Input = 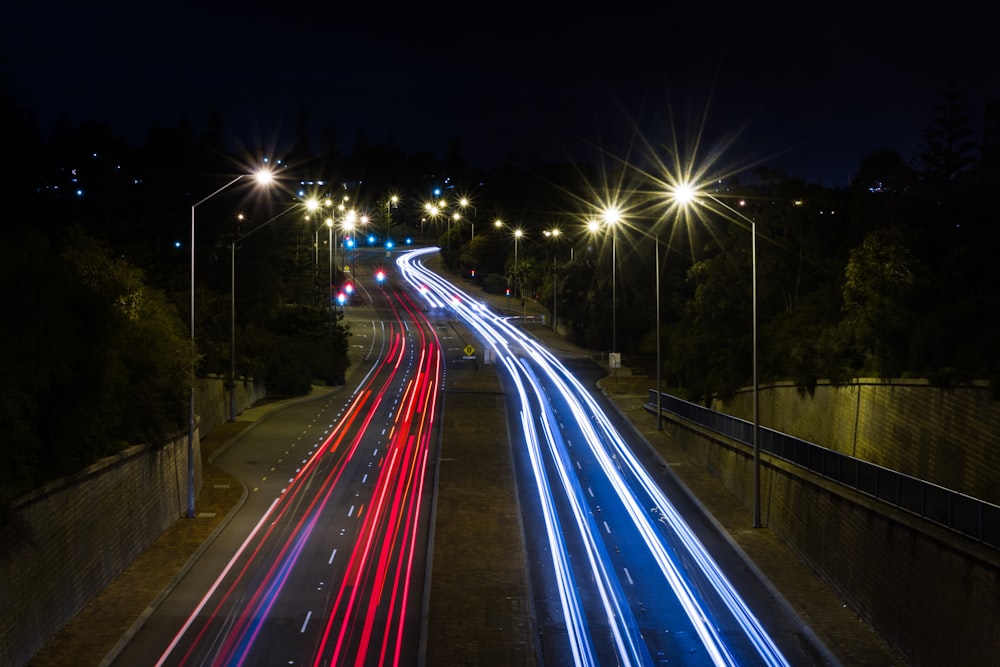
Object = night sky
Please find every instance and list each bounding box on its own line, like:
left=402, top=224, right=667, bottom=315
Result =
left=4, top=2, right=996, bottom=188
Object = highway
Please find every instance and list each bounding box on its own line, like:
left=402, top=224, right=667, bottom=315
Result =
left=398, top=247, right=826, bottom=666
left=111, top=243, right=832, bottom=666
left=112, top=260, right=442, bottom=666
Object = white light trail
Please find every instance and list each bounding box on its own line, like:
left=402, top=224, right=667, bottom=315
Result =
left=397, top=247, right=789, bottom=667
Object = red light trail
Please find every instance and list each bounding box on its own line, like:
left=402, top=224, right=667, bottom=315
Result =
left=155, top=287, right=441, bottom=667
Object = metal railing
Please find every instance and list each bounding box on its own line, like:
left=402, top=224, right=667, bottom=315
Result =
left=649, top=390, right=1000, bottom=549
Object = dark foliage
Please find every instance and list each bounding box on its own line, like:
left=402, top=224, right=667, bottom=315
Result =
left=2, top=75, right=998, bottom=517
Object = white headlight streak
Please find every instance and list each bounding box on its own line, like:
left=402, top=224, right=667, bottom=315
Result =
left=396, top=248, right=789, bottom=667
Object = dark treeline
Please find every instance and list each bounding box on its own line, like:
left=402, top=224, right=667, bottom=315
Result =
left=1, top=79, right=997, bottom=517
left=449, top=83, right=1000, bottom=405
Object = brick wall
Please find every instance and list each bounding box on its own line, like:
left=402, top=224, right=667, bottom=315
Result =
left=0, top=377, right=266, bottom=667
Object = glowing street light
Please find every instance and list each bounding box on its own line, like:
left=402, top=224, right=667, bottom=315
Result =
left=494, top=219, right=523, bottom=312
left=451, top=211, right=461, bottom=247
left=457, top=196, right=476, bottom=240
left=424, top=201, right=445, bottom=243
left=188, top=167, right=273, bottom=518
left=659, top=182, right=761, bottom=527
left=603, top=206, right=621, bottom=364
left=654, top=182, right=695, bottom=431
left=325, top=216, right=334, bottom=329
left=702, top=190, right=762, bottom=528
left=513, top=228, right=524, bottom=316
left=587, top=207, right=622, bottom=376
left=343, top=211, right=365, bottom=281
left=544, top=227, right=561, bottom=332
left=386, top=194, right=399, bottom=248
left=229, top=202, right=302, bottom=421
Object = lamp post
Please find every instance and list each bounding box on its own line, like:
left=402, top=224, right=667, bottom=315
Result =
left=343, top=211, right=361, bottom=280
left=650, top=184, right=695, bottom=431
left=386, top=194, right=398, bottom=248
left=700, top=192, right=761, bottom=528
left=603, top=207, right=621, bottom=364
left=494, top=219, right=510, bottom=310
left=544, top=228, right=561, bottom=332
left=513, top=228, right=524, bottom=317
left=229, top=204, right=299, bottom=421
left=424, top=201, right=443, bottom=244
left=188, top=168, right=272, bottom=518
left=589, top=208, right=621, bottom=378
left=325, top=216, right=334, bottom=333
left=335, top=197, right=348, bottom=279
left=458, top=196, right=475, bottom=240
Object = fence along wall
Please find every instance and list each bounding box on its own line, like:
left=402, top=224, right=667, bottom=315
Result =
left=0, top=377, right=265, bottom=667
left=678, top=378, right=1000, bottom=665
left=712, top=378, right=1000, bottom=505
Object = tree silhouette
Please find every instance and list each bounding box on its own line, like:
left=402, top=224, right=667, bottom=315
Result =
left=914, top=81, right=977, bottom=182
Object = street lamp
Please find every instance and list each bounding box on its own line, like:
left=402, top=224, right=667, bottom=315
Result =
left=343, top=211, right=364, bottom=280
left=188, top=167, right=273, bottom=518
left=457, top=196, right=475, bottom=240
left=513, top=228, right=524, bottom=315
left=669, top=187, right=759, bottom=527
left=544, top=227, right=561, bottom=332
left=494, top=219, right=511, bottom=309
left=424, top=201, right=444, bottom=244
left=334, top=196, right=348, bottom=278
left=588, top=208, right=621, bottom=377
left=603, top=207, right=621, bottom=364
left=494, top=219, right=524, bottom=313
left=325, top=216, right=335, bottom=330
left=386, top=194, right=399, bottom=249
left=229, top=203, right=301, bottom=421
left=700, top=191, right=761, bottom=528
left=653, top=183, right=695, bottom=431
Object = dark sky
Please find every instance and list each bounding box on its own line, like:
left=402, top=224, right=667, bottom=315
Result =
left=4, top=3, right=996, bottom=187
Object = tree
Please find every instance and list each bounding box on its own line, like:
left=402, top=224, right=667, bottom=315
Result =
left=0, top=227, right=193, bottom=516
left=914, top=82, right=977, bottom=183
left=838, top=227, right=918, bottom=378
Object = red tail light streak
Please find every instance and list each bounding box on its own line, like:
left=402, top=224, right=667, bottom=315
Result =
left=156, top=288, right=442, bottom=667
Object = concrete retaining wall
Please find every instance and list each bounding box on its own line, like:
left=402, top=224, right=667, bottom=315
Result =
left=712, top=379, right=1000, bottom=505
left=668, top=415, right=1000, bottom=666
left=0, top=376, right=266, bottom=667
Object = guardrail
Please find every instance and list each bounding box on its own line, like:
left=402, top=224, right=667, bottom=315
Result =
left=649, top=390, right=1000, bottom=549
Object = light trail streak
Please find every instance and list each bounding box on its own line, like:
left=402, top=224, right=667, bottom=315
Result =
left=397, top=247, right=790, bottom=667
left=524, top=361, right=650, bottom=665
left=153, top=497, right=281, bottom=667
left=314, top=287, right=441, bottom=666
left=500, top=353, right=600, bottom=667
left=155, top=278, right=442, bottom=667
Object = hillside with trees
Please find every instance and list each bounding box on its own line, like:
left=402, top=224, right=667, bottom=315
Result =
left=0, top=78, right=996, bottom=519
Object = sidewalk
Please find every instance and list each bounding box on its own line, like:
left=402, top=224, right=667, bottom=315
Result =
left=27, top=387, right=340, bottom=667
